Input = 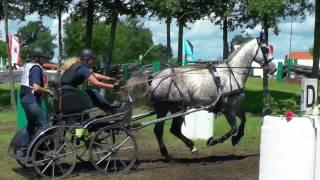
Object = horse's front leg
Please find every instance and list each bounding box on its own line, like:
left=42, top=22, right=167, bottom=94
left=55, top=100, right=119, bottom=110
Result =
left=231, top=109, right=246, bottom=145
left=207, top=112, right=238, bottom=146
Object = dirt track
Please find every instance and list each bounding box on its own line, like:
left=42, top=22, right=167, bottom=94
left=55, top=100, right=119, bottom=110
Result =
left=12, top=127, right=260, bottom=180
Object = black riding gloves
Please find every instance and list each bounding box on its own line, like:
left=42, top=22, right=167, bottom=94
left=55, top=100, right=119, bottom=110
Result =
left=113, top=84, right=120, bottom=91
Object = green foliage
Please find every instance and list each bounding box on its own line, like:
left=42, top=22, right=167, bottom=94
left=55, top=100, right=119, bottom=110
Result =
left=0, top=40, right=7, bottom=59
left=167, top=58, right=180, bottom=67
left=207, top=0, right=245, bottom=30
left=232, top=34, right=253, bottom=45
left=17, top=21, right=57, bottom=62
left=264, top=96, right=300, bottom=115
left=63, top=19, right=88, bottom=56
left=243, top=77, right=302, bottom=114
left=145, top=0, right=178, bottom=19
left=63, top=17, right=166, bottom=65
left=0, top=0, right=27, bottom=21
left=246, top=0, right=313, bottom=34
left=24, top=0, right=72, bottom=18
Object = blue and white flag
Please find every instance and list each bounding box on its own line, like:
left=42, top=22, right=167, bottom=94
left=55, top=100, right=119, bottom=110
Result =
left=183, top=38, right=195, bottom=66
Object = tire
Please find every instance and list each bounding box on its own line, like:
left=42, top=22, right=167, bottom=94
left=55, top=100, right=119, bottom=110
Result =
left=89, top=126, right=137, bottom=175
left=32, top=135, right=76, bottom=179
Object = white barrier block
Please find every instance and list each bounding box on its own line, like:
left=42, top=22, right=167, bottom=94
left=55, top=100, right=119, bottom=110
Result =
left=182, top=109, right=197, bottom=139
left=182, top=109, right=214, bottom=140
left=259, top=116, right=316, bottom=180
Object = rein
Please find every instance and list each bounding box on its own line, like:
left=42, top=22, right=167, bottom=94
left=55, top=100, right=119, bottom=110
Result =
left=120, top=67, right=207, bottom=89
left=120, top=65, right=273, bottom=90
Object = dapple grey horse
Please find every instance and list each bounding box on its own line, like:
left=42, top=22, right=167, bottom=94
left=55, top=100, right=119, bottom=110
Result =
left=124, top=38, right=274, bottom=160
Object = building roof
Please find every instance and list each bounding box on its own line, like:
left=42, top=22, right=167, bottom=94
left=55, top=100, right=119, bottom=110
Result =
left=289, top=51, right=313, bottom=60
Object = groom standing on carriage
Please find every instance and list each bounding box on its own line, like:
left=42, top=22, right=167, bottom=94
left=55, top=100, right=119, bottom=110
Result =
left=16, top=48, right=53, bottom=158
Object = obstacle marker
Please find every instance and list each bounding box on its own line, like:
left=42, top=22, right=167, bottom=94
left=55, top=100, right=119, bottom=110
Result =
left=182, top=109, right=214, bottom=140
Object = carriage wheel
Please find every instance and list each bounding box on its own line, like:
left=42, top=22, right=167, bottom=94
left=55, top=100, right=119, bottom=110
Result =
left=71, top=135, right=91, bottom=162
left=89, top=126, right=137, bottom=175
left=16, top=159, right=32, bottom=169
left=32, top=135, right=76, bottom=179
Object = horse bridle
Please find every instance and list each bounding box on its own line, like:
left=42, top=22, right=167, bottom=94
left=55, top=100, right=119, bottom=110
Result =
left=253, top=38, right=274, bottom=66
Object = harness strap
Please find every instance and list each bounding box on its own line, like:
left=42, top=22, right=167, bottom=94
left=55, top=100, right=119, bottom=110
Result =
left=169, top=68, right=187, bottom=109
left=226, top=61, right=242, bottom=91
left=221, top=88, right=244, bottom=97
left=207, top=63, right=223, bottom=93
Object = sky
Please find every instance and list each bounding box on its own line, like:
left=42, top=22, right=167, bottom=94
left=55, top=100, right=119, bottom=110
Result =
left=0, top=12, right=315, bottom=62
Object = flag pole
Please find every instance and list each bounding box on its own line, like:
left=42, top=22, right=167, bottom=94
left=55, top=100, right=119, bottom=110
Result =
left=3, top=0, right=17, bottom=110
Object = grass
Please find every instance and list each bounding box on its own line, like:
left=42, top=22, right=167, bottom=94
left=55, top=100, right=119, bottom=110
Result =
left=243, top=77, right=301, bottom=113
left=0, top=83, right=19, bottom=111
left=0, top=78, right=302, bottom=179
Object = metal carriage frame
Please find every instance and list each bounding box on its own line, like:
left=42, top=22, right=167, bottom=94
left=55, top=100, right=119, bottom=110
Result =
left=9, top=90, right=221, bottom=179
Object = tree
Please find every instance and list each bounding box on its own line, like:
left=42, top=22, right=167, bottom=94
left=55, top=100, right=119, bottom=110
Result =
left=0, top=0, right=26, bottom=21
left=97, top=0, right=146, bottom=75
left=245, top=0, right=313, bottom=114
left=231, top=34, right=253, bottom=45
left=0, top=41, right=8, bottom=59
left=164, top=0, right=204, bottom=65
left=25, top=0, right=72, bottom=63
left=72, top=0, right=99, bottom=49
left=145, top=0, right=178, bottom=62
left=207, top=0, right=247, bottom=59
left=312, top=0, right=320, bottom=78
left=17, top=21, right=57, bottom=62
left=63, top=17, right=164, bottom=64
left=1, top=0, right=27, bottom=110
left=246, top=0, right=313, bottom=44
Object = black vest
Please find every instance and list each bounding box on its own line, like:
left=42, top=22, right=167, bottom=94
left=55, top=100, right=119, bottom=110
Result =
left=61, top=62, right=87, bottom=87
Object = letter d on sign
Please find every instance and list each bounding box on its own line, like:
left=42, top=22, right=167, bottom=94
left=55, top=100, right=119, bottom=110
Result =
left=301, top=78, right=318, bottom=112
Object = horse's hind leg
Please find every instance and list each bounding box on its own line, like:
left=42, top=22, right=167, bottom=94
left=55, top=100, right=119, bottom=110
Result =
left=231, top=109, right=246, bottom=145
left=207, top=112, right=238, bottom=146
left=170, top=116, right=197, bottom=153
left=154, top=106, right=171, bottom=160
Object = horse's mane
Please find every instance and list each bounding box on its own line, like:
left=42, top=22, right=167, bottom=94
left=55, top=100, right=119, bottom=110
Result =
left=227, top=39, right=254, bottom=62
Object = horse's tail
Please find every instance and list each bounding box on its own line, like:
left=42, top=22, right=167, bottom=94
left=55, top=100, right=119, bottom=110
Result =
left=122, top=73, right=152, bottom=104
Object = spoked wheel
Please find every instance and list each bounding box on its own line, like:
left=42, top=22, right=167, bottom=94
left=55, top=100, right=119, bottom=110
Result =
left=89, top=126, right=137, bottom=175
left=32, top=135, right=76, bottom=179
left=72, top=135, right=91, bottom=162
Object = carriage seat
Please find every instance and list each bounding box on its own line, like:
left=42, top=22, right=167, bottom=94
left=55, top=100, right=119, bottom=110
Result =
left=53, top=87, right=94, bottom=115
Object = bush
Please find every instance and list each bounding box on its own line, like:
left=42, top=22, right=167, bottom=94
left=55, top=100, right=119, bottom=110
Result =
left=264, top=95, right=300, bottom=116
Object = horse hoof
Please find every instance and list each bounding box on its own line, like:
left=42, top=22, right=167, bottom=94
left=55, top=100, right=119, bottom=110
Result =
left=207, top=137, right=219, bottom=146
left=190, top=146, right=198, bottom=153
left=231, top=136, right=241, bottom=146
left=163, top=155, right=173, bottom=163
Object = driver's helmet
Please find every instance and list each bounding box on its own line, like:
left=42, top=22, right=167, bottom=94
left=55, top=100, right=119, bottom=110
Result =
left=80, top=49, right=96, bottom=60
left=31, top=47, right=46, bottom=58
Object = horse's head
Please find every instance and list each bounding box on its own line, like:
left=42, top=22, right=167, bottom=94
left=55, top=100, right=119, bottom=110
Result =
left=251, top=37, right=275, bottom=75
left=252, top=38, right=274, bottom=67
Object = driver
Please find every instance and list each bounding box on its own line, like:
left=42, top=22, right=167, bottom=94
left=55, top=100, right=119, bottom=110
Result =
left=19, top=48, right=53, bottom=157
left=60, top=49, right=122, bottom=114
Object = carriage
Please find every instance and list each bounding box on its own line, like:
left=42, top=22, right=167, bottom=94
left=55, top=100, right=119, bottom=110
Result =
left=7, top=37, right=274, bottom=179
left=8, top=84, right=219, bottom=178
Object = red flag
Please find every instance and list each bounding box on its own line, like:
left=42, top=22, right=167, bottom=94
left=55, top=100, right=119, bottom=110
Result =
left=9, top=34, right=20, bottom=65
